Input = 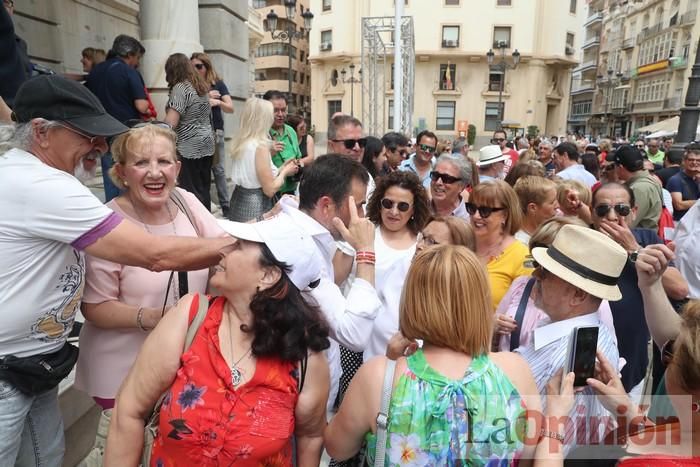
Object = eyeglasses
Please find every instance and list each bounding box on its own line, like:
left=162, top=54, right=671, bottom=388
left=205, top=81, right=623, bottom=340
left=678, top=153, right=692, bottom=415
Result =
left=55, top=122, right=101, bottom=145
left=430, top=171, right=463, bottom=184
left=331, top=138, right=367, bottom=150
left=380, top=198, right=411, bottom=212
left=417, top=231, right=439, bottom=246
left=661, top=339, right=675, bottom=366
left=491, top=138, right=506, bottom=144
left=419, top=143, right=436, bottom=154
left=594, top=203, right=632, bottom=218
left=465, top=203, right=506, bottom=218
left=125, top=119, right=172, bottom=130
left=193, top=63, right=205, bottom=70
left=635, top=145, right=645, bottom=149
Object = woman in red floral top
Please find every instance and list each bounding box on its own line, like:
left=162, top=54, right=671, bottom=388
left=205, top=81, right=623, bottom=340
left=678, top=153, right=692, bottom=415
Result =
left=105, top=219, right=331, bottom=466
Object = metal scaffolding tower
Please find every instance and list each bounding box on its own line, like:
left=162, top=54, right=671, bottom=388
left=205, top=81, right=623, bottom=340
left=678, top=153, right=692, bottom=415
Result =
left=361, top=16, right=415, bottom=136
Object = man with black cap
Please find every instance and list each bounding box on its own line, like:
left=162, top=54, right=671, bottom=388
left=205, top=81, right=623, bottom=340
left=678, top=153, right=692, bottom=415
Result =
left=517, top=224, right=628, bottom=454
left=0, top=75, right=232, bottom=465
left=613, top=145, right=663, bottom=229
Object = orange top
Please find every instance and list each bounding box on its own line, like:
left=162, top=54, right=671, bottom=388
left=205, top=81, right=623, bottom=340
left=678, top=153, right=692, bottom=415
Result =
left=150, top=295, right=298, bottom=466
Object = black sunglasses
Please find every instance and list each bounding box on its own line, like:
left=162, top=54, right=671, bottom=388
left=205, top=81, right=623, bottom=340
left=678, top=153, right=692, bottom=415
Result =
left=465, top=203, right=506, bottom=218
left=193, top=63, right=205, bottom=70
left=380, top=198, right=411, bottom=212
left=430, top=171, right=463, bottom=184
left=594, top=203, right=631, bottom=218
left=332, top=138, right=367, bottom=150
left=491, top=138, right=506, bottom=144
left=419, top=143, right=436, bottom=154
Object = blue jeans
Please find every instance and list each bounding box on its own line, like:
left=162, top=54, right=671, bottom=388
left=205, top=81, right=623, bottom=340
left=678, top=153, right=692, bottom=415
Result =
left=212, top=131, right=229, bottom=211
left=101, top=151, right=121, bottom=203
left=0, top=382, right=64, bottom=467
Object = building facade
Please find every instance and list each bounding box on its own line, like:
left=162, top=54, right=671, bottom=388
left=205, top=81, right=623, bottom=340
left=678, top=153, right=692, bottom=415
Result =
left=253, top=0, right=312, bottom=116
left=569, top=0, right=700, bottom=139
left=308, top=0, right=584, bottom=145
left=12, top=0, right=250, bottom=141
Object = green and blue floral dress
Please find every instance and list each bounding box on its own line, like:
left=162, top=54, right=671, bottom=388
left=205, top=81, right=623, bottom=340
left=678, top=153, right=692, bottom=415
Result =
left=364, top=350, right=528, bottom=466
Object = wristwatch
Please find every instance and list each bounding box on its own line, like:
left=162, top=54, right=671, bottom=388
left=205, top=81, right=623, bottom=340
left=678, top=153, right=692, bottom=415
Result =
left=628, top=249, right=640, bottom=262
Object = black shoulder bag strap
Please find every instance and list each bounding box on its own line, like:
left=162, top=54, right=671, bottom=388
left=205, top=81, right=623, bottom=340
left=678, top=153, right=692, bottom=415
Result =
left=169, top=190, right=205, bottom=299
left=510, top=277, right=537, bottom=351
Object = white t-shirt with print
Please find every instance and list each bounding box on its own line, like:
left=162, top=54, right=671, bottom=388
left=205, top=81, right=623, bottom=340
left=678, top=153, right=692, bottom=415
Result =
left=0, top=149, right=118, bottom=357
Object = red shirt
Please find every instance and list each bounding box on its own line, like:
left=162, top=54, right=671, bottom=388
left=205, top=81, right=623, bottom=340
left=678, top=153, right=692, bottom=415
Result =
left=503, top=148, right=520, bottom=176
left=150, top=296, right=298, bottom=466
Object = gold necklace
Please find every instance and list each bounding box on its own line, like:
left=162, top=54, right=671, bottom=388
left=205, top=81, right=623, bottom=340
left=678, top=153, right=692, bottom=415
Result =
left=227, top=310, right=252, bottom=387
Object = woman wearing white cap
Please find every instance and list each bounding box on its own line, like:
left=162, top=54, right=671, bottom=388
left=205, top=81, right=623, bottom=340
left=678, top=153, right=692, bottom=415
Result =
left=105, top=218, right=331, bottom=466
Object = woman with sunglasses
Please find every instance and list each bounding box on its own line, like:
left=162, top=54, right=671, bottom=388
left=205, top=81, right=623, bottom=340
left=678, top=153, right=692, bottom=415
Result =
left=190, top=52, right=234, bottom=218
left=469, top=180, right=533, bottom=309
left=591, top=182, right=688, bottom=399
left=364, top=216, right=475, bottom=361
left=164, top=53, right=215, bottom=211
left=331, top=172, right=430, bottom=387
left=429, top=153, right=473, bottom=220
left=74, top=124, right=227, bottom=459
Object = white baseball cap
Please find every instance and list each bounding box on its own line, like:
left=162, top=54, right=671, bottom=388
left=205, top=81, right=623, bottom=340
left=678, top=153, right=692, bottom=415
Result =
left=217, top=216, right=322, bottom=291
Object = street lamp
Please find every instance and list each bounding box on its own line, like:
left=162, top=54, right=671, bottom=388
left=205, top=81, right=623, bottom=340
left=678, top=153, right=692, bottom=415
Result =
left=340, top=63, right=362, bottom=117
left=486, top=42, right=520, bottom=130
left=265, top=0, right=314, bottom=111
left=597, top=68, right=624, bottom=137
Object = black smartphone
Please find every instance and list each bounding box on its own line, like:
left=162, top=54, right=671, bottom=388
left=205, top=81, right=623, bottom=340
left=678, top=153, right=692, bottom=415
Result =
left=564, top=325, right=599, bottom=388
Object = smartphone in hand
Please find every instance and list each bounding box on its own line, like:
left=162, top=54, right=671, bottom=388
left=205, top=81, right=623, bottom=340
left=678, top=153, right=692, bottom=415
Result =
left=563, top=325, right=599, bottom=388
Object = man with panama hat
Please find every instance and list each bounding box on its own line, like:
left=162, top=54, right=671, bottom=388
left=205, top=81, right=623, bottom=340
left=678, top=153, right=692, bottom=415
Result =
left=476, top=144, right=509, bottom=182
left=517, top=224, right=628, bottom=454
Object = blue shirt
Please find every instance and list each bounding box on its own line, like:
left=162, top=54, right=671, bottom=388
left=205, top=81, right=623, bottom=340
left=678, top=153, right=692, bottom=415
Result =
left=667, top=171, right=700, bottom=221
left=85, top=58, right=147, bottom=123
left=399, top=155, right=435, bottom=189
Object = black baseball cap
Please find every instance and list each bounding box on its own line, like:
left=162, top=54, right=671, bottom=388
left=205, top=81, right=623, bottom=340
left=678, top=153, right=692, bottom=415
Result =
left=611, top=144, right=644, bottom=171
left=12, top=75, right=128, bottom=137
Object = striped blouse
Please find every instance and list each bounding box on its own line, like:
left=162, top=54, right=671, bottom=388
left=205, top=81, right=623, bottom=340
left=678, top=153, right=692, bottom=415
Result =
left=167, top=81, right=215, bottom=160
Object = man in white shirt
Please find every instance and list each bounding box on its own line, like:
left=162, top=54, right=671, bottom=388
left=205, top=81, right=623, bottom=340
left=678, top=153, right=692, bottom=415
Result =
left=517, top=224, right=628, bottom=455
left=0, top=75, right=234, bottom=466
left=260, top=155, right=382, bottom=416
left=553, top=142, right=597, bottom=187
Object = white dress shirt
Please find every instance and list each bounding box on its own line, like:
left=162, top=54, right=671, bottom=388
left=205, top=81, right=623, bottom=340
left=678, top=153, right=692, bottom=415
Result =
left=278, top=197, right=382, bottom=415
left=557, top=164, right=597, bottom=188
left=674, top=200, right=700, bottom=298
left=516, top=311, right=619, bottom=455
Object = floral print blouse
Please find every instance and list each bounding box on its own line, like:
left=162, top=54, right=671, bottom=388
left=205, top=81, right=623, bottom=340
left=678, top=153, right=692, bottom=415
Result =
left=364, top=350, right=528, bottom=466
left=150, top=296, right=299, bottom=466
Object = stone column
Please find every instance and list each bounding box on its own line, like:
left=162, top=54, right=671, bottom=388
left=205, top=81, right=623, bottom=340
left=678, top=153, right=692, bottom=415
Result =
left=139, top=0, right=203, bottom=115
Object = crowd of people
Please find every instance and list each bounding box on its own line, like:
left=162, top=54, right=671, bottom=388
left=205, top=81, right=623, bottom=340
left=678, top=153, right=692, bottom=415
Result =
left=2, top=7, right=700, bottom=466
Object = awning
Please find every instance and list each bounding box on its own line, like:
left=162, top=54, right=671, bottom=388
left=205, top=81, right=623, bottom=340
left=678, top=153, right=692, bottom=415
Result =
left=636, top=116, right=679, bottom=133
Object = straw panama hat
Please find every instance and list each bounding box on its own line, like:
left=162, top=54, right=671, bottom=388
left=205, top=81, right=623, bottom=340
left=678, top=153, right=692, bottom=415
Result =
left=530, top=224, right=627, bottom=301
left=477, top=145, right=509, bottom=166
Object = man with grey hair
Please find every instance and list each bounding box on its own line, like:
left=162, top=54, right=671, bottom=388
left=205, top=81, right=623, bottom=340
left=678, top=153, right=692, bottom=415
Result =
left=327, top=114, right=365, bottom=163
left=429, top=153, right=471, bottom=220
left=0, top=75, right=232, bottom=465
left=452, top=138, right=469, bottom=157
left=86, top=34, right=149, bottom=202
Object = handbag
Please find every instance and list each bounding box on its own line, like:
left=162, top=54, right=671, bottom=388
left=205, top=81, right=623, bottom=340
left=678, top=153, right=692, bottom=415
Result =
left=509, top=277, right=536, bottom=351
left=0, top=341, right=79, bottom=395
left=372, top=359, right=397, bottom=466
left=141, top=293, right=211, bottom=466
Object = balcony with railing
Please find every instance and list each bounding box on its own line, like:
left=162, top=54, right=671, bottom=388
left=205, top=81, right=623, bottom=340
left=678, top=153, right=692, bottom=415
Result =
left=637, top=23, right=663, bottom=44
left=679, top=9, right=698, bottom=26
left=622, top=37, right=635, bottom=49
left=574, top=59, right=598, bottom=73
left=582, top=34, right=601, bottom=50
left=584, top=11, right=604, bottom=28
left=571, top=79, right=596, bottom=95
